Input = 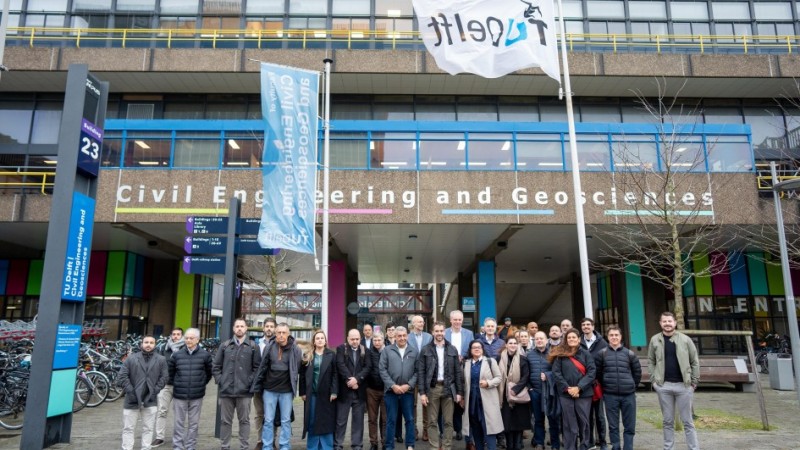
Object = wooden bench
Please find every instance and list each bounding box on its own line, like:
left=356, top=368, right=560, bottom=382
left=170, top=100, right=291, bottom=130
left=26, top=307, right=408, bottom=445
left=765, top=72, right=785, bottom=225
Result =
left=637, top=356, right=756, bottom=392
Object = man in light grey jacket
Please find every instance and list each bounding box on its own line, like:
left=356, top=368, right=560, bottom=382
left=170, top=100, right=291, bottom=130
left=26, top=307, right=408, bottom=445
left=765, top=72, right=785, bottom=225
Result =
left=119, top=335, right=169, bottom=450
left=380, top=326, right=418, bottom=450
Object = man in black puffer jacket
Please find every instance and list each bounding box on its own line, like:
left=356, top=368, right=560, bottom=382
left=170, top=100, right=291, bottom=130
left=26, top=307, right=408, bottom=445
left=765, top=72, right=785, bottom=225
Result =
left=596, top=326, right=641, bottom=450
left=168, top=327, right=213, bottom=450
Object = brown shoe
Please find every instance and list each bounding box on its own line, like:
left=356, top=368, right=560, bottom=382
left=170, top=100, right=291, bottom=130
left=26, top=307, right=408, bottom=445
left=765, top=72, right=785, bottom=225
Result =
left=254, top=442, right=263, bottom=450
left=422, top=431, right=429, bottom=442
left=466, top=443, right=477, bottom=450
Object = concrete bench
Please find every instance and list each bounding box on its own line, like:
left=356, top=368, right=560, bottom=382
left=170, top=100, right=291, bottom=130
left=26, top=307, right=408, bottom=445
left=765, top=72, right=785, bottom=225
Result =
left=638, top=356, right=757, bottom=392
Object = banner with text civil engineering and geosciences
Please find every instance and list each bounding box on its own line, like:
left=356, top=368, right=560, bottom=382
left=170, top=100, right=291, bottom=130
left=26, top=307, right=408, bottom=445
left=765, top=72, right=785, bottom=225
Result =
left=258, top=63, right=319, bottom=255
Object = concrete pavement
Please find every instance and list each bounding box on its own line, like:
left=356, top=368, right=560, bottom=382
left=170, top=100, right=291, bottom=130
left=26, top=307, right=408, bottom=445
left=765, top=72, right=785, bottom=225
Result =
left=2, top=378, right=799, bottom=449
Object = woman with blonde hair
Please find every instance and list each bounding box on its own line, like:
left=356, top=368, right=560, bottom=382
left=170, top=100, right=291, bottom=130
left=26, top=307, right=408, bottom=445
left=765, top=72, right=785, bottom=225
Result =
left=299, top=330, right=338, bottom=450
left=499, top=336, right=532, bottom=450
left=461, top=339, right=503, bottom=450
left=549, top=328, right=596, bottom=450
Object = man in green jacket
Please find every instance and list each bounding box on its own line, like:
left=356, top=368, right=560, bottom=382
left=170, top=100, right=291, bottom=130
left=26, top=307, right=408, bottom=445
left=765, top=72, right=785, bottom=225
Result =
left=647, top=312, right=700, bottom=450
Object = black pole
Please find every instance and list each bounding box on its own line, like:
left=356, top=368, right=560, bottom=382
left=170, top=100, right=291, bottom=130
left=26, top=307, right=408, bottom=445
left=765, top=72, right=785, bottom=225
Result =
left=214, top=196, right=240, bottom=438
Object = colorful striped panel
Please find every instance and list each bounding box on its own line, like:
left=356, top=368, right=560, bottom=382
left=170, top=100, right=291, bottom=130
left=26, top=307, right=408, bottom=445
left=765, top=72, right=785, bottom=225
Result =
left=606, top=274, right=614, bottom=308
left=597, top=275, right=607, bottom=309
left=134, top=255, right=145, bottom=298
left=682, top=257, right=695, bottom=298
left=6, top=260, right=29, bottom=295
left=105, top=251, right=126, bottom=295
left=692, top=254, right=713, bottom=296
left=175, top=264, right=195, bottom=330
left=764, top=254, right=785, bottom=296
left=746, top=253, right=769, bottom=295
left=728, top=250, right=750, bottom=296
left=87, top=251, right=107, bottom=296
left=124, top=252, right=137, bottom=297
left=26, top=260, right=43, bottom=296
left=709, top=252, right=731, bottom=296
left=0, top=260, right=8, bottom=295
left=625, top=264, right=647, bottom=347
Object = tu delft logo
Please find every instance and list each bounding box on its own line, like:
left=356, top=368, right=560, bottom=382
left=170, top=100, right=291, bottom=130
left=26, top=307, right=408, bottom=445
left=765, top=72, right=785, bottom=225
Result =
left=425, top=0, right=549, bottom=48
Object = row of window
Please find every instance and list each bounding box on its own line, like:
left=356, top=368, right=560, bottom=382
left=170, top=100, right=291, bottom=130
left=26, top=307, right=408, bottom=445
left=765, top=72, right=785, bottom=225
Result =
left=91, top=126, right=750, bottom=172
left=0, top=95, right=792, bottom=161
left=6, top=0, right=800, bottom=20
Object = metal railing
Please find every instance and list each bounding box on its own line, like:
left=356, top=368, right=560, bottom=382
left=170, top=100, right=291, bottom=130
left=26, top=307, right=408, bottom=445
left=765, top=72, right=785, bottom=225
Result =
left=3, top=26, right=800, bottom=54
left=0, top=170, right=55, bottom=194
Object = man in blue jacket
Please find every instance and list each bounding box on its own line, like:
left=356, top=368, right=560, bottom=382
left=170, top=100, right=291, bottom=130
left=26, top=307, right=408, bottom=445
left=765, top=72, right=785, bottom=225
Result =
left=527, top=331, right=560, bottom=450
left=597, top=326, right=641, bottom=450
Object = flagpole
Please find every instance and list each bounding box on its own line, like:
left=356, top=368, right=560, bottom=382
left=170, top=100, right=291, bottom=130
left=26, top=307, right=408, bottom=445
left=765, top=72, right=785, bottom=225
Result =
left=321, top=58, right=332, bottom=333
left=556, top=0, right=594, bottom=320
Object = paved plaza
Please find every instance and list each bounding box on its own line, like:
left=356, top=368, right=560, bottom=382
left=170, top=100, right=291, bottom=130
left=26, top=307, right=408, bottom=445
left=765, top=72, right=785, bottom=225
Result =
left=2, top=378, right=799, bottom=450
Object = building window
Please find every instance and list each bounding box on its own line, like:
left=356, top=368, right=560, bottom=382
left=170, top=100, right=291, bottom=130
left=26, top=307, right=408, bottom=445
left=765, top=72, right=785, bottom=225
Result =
left=173, top=132, right=220, bottom=168
left=223, top=133, right=261, bottom=168
left=612, top=136, right=659, bottom=171
left=289, top=0, right=328, bottom=15
left=670, top=2, right=709, bottom=21
left=706, top=136, right=752, bottom=172
left=711, top=2, right=750, bottom=20
left=123, top=132, right=171, bottom=167
left=567, top=134, right=611, bottom=171
left=628, top=1, right=667, bottom=20
left=419, top=133, right=464, bottom=170
left=369, top=132, right=416, bottom=170
left=246, top=0, right=284, bottom=14
left=516, top=134, right=564, bottom=170
left=160, top=0, right=199, bottom=15
left=30, top=104, right=62, bottom=144
left=330, top=133, right=367, bottom=169
left=468, top=133, right=513, bottom=170
left=0, top=102, right=33, bottom=144
left=586, top=0, right=625, bottom=19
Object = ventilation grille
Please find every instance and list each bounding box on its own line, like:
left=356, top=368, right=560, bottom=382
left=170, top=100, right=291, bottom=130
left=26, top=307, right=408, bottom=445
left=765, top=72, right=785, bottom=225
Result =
left=127, top=104, right=155, bottom=120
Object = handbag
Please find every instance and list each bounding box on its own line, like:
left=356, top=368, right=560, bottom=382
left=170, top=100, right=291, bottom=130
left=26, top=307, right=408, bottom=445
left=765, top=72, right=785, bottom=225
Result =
left=569, top=356, right=603, bottom=401
left=507, top=380, right=531, bottom=404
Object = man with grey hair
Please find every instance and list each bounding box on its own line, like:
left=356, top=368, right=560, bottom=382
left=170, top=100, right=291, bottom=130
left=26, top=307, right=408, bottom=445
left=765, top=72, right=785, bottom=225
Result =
left=380, top=326, right=418, bottom=450
left=407, top=315, right=432, bottom=441
left=251, top=322, right=303, bottom=450
left=478, top=317, right=504, bottom=360
left=168, top=327, right=213, bottom=450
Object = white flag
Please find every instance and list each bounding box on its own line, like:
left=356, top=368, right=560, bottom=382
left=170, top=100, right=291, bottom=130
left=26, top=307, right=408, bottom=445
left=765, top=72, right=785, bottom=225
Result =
left=412, top=0, right=560, bottom=81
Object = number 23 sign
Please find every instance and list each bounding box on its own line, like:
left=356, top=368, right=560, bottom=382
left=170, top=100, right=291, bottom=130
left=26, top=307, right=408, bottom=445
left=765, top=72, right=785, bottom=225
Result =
left=78, top=118, right=103, bottom=178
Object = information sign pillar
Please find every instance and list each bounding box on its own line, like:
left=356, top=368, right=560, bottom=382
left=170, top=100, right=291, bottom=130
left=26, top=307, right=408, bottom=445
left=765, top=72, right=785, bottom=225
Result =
left=21, top=64, right=108, bottom=449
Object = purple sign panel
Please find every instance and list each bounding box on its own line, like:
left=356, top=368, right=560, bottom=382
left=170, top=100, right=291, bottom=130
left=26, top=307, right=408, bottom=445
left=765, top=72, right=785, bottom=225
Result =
left=77, top=118, right=103, bottom=178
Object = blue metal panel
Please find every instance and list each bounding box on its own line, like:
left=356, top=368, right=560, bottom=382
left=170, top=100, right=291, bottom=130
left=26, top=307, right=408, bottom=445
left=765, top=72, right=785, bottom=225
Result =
left=477, top=260, right=496, bottom=325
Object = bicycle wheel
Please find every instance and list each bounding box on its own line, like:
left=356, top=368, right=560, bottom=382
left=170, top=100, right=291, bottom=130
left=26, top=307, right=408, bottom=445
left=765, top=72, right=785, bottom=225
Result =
left=756, top=351, right=769, bottom=374
left=73, top=377, right=90, bottom=413
left=0, top=395, right=25, bottom=430
left=85, top=372, right=109, bottom=407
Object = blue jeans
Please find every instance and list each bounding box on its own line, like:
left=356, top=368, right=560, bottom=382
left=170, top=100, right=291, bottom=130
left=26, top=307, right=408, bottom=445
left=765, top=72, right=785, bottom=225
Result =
left=530, top=390, right=560, bottom=449
left=603, top=393, right=636, bottom=450
left=308, top=395, right=334, bottom=450
left=263, top=390, right=293, bottom=450
left=384, top=391, right=414, bottom=450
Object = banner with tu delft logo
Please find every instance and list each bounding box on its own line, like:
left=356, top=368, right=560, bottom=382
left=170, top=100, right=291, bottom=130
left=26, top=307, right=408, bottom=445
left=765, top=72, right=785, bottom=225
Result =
left=412, top=0, right=560, bottom=80
left=258, top=63, right=319, bottom=255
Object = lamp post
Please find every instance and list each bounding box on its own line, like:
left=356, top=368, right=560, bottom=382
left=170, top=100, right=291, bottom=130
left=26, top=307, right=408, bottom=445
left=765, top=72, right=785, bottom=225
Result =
left=769, top=161, right=800, bottom=405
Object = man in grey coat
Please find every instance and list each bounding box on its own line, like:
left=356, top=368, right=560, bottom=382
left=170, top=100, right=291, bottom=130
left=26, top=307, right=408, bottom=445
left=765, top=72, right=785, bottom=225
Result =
left=118, top=335, right=169, bottom=450
left=213, top=318, right=260, bottom=450
left=380, top=326, right=418, bottom=450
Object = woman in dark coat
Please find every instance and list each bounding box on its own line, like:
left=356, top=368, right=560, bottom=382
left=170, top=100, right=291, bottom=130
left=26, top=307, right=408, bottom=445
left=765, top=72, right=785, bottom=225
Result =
left=300, top=330, right=338, bottom=450
left=549, top=328, right=596, bottom=450
left=499, top=336, right=531, bottom=450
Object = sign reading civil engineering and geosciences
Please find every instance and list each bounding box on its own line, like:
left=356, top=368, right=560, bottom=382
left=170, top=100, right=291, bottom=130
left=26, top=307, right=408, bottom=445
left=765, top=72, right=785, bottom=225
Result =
left=62, top=191, right=95, bottom=301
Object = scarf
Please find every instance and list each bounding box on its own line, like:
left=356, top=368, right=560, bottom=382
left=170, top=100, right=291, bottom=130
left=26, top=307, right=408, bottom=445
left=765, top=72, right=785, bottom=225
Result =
left=499, top=350, right=521, bottom=401
left=168, top=338, right=185, bottom=353
left=142, top=349, right=154, bottom=363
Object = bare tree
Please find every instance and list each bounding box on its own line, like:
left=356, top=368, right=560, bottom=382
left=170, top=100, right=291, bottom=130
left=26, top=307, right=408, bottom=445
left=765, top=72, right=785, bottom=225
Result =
left=238, top=252, right=306, bottom=317
left=590, top=79, right=740, bottom=329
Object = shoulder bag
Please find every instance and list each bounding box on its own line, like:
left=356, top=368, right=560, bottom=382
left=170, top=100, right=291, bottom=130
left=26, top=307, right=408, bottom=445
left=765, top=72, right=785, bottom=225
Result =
left=569, top=356, right=602, bottom=401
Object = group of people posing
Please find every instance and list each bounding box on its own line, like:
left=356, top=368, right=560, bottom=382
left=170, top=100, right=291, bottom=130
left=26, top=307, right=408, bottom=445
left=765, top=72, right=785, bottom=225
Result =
left=117, top=311, right=700, bottom=450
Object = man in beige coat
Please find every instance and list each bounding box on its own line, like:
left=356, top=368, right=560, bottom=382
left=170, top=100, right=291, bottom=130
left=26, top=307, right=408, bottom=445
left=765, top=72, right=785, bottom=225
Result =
left=461, top=340, right=503, bottom=450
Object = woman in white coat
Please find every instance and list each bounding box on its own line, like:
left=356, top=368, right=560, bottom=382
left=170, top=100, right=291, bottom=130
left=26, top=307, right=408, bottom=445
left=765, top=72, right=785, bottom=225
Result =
left=461, top=339, right=503, bottom=450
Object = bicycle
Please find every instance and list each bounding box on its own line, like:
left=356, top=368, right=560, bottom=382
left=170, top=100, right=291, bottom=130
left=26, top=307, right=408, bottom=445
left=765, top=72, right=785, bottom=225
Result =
left=755, top=333, right=791, bottom=374
left=73, top=367, right=110, bottom=411
left=0, top=364, right=29, bottom=430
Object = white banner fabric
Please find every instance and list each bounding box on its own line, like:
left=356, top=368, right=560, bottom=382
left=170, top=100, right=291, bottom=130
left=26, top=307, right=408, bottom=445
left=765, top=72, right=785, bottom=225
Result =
left=411, top=0, right=561, bottom=81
